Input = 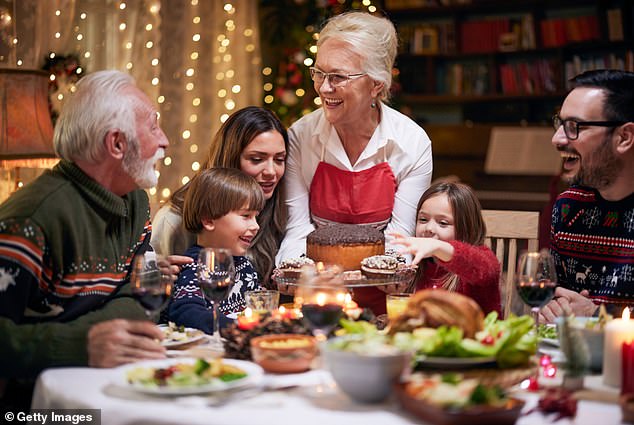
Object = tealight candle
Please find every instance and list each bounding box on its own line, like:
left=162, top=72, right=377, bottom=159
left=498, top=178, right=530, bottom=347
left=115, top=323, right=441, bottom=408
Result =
left=604, top=307, right=634, bottom=387
left=277, top=305, right=295, bottom=319
left=342, top=293, right=359, bottom=312
left=237, top=308, right=260, bottom=331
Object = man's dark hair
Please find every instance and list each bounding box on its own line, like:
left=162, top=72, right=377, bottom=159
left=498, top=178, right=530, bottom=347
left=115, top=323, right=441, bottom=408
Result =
left=571, top=69, right=634, bottom=122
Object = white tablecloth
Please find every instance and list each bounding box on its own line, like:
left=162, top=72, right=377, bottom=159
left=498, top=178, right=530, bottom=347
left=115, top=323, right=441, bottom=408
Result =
left=31, top=364, right=626, bottom=425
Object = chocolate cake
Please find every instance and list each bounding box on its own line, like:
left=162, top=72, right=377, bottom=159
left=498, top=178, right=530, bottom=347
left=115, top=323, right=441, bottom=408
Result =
left=306, top=224, right=385, bottom=271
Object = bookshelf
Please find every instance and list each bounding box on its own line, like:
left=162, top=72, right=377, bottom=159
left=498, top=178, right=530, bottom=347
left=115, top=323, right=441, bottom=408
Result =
left=386, top=0, right=632, bottom=216
left=387, top=0, right=634, bottom=125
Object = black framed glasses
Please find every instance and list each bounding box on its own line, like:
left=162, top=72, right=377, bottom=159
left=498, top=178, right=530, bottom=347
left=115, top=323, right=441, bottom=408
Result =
left=309, top=67, right=366, bottom=87
left=552, top=114, right=627, bottom=140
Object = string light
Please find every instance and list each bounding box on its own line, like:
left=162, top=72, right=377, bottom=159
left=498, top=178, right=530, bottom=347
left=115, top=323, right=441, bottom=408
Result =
left=261, top=1, right=379, bottom=116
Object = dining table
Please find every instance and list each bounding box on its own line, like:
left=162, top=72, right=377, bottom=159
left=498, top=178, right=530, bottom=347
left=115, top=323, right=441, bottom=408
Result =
left=30, top=339, right=627, bottom=425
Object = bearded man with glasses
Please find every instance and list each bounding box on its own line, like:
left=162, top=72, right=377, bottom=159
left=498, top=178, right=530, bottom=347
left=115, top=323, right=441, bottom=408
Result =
left=540, top=69, right=634, bottom=323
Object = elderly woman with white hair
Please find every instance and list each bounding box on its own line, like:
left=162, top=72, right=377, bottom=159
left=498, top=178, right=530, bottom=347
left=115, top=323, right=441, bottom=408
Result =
left=276, top=12, right=433, bottom=315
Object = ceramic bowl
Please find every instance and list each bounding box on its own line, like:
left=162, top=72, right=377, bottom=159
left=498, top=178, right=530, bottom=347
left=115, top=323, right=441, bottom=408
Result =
left=323, top=336, right=410, bottom=403
left=250, top=334, right=317, bottom=374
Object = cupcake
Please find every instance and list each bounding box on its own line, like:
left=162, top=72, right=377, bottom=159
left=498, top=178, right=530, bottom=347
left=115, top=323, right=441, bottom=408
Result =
left=278, top=257, right=315, bottom=279
left=360, top=255, right=398, bottom=279
left=384, top=248, right=407, bottom=265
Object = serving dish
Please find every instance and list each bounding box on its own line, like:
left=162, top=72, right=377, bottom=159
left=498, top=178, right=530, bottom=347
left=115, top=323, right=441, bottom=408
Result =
left=272, top=267, right=416, bottom=288
left=394, top=382, right=525, bottom=425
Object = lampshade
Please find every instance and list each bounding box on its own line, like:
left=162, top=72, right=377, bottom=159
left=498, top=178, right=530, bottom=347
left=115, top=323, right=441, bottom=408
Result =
left=0, top=69, right=57, bottom=168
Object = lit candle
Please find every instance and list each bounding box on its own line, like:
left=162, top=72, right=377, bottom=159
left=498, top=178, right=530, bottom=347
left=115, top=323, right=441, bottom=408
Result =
left=315, top=292, right=328, bottom=306
left=277, top=305, right=295, bottom=319
left=237, top=307, right=260, bottom=331
left=604, top=307, right=634, bottom=387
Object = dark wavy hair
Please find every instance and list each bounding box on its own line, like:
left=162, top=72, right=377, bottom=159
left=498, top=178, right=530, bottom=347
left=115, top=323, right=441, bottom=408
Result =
left=170, top=106, right=288, bottom=286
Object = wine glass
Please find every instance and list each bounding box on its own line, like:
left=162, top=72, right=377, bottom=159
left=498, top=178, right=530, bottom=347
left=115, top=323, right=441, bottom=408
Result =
left=130, top=251, right=172, bottom=320
left=197, top=247, right=236, bottom=350
left=516, top=250, right=558, bottom=325
left=516, top=249, right=557, bottom=388
left=295, top=264, right=347, bottom=342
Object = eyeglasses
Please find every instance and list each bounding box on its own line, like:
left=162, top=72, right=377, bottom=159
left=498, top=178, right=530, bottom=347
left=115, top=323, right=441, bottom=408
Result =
left=309, top=67, right=366, bottom=87
left=552, top=114, right=627, bottom=140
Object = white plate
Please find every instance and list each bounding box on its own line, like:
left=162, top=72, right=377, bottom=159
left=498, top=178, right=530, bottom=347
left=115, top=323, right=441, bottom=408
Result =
left=117, top=358, right=264, bottom=395
left=417, top=356, right=497, bottom=369
left=158, top=325, right=205, bottom=348
left=540, top=338, right=560, bottom=347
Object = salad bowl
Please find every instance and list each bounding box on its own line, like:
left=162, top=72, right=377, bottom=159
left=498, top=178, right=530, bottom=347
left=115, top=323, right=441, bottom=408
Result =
left=394, top=373, right=524, bottom=425
left=394, top=378, right=525, bottom=425
left=323, top=334, right=410, bottom=403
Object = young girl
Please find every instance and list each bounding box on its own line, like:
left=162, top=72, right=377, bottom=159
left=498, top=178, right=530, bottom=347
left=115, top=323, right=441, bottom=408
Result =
left=168, top=168, right=265, bottom=333
left=390, top=182, right=501, bottom=315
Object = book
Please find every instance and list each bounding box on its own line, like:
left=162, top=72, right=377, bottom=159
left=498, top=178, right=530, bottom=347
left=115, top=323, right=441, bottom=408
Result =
left=607, top=8, right=624, bottom=41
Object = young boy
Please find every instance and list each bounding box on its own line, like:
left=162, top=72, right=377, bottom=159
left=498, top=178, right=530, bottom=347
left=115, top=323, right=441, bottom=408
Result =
left=168, top=167, right=265, bottom=333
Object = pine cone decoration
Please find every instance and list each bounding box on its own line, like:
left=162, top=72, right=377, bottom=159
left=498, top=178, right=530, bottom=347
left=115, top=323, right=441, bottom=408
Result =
left=221, top=313, right=311, bottom=360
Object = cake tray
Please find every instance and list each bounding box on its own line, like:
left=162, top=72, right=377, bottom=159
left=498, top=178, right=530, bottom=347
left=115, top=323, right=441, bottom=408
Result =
left=272, top=267, right=417, bottom=289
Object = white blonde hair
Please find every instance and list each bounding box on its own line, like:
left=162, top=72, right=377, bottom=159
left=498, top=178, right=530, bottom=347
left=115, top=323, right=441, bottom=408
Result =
left=317, top=12, right=397, bottom=101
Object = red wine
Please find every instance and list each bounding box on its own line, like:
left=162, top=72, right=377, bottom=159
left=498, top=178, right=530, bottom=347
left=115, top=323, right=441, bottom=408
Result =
left=517, top=279, right=556, bottom=308
left=200, top=280, right=232, bottom=303
left=301, top=303, right=343, bottom=330
left=132, top=287, right=169, bottom=312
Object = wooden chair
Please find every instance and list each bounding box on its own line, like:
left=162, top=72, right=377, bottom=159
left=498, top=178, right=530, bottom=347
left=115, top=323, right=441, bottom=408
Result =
left=482, top=209, right=540, bottom=318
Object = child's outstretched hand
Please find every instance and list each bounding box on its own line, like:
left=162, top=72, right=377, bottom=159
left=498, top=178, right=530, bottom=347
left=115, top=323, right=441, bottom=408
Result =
left=387, top=232, right=454, bottom=265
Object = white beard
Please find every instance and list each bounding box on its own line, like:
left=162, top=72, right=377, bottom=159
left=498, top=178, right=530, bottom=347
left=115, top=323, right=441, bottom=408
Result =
left=122, top=144, right=164, bottom=189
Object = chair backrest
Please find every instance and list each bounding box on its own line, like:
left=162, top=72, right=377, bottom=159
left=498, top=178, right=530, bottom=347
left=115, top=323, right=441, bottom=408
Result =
left=482, top=209, right=540, bottom=317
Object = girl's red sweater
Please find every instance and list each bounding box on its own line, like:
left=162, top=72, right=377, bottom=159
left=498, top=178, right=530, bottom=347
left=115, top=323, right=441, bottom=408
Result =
left=414, top=240, right=501, bottom=315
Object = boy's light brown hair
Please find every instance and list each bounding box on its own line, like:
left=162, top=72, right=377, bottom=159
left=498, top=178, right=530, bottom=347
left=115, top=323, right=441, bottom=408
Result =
left=183, top=167, right=265, bottom=234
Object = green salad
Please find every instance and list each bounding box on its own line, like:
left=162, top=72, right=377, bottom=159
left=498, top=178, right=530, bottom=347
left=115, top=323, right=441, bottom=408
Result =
left=404, top=373, right=508, bottom=409
left=339, top=311, right=536, bottom=368
left=538, top=324, right=558, bottom=339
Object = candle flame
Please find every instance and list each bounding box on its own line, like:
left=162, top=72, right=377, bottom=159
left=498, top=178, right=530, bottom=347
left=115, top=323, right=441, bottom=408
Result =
left=244, top=307, right=253, bottom=318
left=343, top=293, right=352, bottom=303
left=279, top=305, right=286, bottom=314
left=316, top=292, right=327, bottom=306
left=624, top=307, right=631, bottom=320
left=335, top=292, right=347, bottom=304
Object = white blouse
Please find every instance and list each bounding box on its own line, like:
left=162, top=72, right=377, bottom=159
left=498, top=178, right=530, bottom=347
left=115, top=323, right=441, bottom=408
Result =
left=276, top=103, right=433, bottom=263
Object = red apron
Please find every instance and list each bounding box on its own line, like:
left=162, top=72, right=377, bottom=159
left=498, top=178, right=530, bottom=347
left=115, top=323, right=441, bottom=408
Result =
left=309, top=141, right=396, bottom=315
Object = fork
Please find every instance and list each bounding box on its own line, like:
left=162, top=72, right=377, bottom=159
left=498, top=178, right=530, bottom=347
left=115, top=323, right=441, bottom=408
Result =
left=177, top=383, right=299, bottom=407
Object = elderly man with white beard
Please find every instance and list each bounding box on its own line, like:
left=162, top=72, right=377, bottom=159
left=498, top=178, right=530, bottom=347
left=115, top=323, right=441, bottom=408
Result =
left=540, top=69, right=634, bottom=323
left=0, top=70, right=190, bottom=409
